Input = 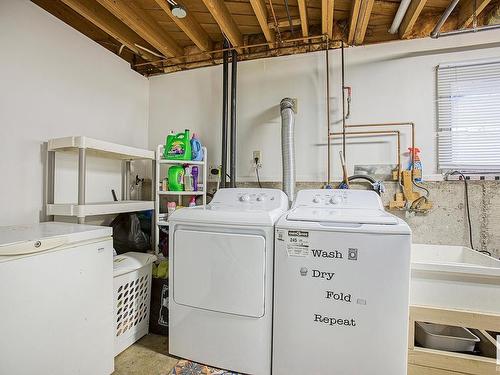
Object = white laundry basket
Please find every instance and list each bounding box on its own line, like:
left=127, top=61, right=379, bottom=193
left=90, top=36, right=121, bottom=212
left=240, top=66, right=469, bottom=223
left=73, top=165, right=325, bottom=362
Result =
left=113, top=252, right=156, bottom=356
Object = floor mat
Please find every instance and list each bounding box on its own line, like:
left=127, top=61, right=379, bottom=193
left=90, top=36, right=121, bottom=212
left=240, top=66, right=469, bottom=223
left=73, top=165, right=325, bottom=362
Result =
left=171, top=359, right=240, bottom=375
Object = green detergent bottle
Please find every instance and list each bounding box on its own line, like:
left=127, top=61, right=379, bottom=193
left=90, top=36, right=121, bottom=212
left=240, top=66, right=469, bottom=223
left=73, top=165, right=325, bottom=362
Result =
left=168, top=166, right=185, bottom=191
left=164, top=129, right=192, bottom=160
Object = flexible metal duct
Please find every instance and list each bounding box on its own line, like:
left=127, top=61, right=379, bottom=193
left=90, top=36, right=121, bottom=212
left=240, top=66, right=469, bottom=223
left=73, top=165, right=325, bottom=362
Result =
left=280, top=98, right=296, bottom=205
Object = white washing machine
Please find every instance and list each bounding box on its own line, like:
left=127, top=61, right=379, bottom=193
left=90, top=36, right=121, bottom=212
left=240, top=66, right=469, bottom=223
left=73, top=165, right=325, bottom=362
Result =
left=168, top=188, right=288, bottom=375
left=273, top=189, right=411, bottom=375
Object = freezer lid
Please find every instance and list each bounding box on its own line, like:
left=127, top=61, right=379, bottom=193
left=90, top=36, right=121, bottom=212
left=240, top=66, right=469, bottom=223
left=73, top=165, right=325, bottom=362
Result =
left=286, top=207, right=399, bottom=225
left=0, top=222, right=112, bottom=256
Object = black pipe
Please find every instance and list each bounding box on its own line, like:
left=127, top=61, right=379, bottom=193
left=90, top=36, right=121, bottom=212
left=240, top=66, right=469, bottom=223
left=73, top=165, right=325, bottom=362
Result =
left=341, top=40, right=346, bottom=162
left=229, top=49, right=238, bottom=188
left=221, top=40, right=229, bottom=188
left=348, top=175, right=376, bottom=184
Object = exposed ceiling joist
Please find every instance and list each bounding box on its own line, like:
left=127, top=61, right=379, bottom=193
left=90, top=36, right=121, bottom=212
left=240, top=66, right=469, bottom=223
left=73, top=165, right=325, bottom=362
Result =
left=59, top=0, right=157, bottom=61
left=458, top=0, right=493, bottom=28
left=348, top=0, right=362, bottom=44
left=268, top=18, right=301, bottom=30
left=297, top=0, right=309, bottom=37
left=354, top=0, right=375, bottom=44
left=95, top=0, right=183, bottom=58
left=322, top=0, right=335, bottom=39
left=201, top=0, right=243, bottom=48
left=153, top=0, right=213, bottom=52
left=399, top=0, right=428, bottom=38
left=250, top=0, right=275, bottom=44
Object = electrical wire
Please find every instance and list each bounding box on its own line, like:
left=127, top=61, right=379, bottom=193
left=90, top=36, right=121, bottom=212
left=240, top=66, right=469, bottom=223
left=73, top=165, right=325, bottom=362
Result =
left=412, top=178, right=430, bottom=197
left=448, top=171, right=473, bottom=250
left=255, top=157, right=262, bottom=188
left=255, top=166, right=262, bottom=188
left=446, top=171, right=491, bottom=256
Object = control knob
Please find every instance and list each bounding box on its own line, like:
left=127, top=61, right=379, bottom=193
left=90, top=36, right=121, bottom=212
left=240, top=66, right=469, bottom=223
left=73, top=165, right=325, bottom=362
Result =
left=330, top=196, right=342, bottom=205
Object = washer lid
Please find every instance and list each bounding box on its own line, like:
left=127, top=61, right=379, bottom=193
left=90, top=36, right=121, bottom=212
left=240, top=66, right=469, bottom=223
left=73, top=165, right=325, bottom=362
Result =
left=286, top=207, right=399, bottom=225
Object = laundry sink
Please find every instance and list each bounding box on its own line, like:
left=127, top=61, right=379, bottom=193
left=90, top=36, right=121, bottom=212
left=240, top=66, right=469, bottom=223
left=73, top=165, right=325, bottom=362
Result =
left=410, top=244, right=500, bottom=314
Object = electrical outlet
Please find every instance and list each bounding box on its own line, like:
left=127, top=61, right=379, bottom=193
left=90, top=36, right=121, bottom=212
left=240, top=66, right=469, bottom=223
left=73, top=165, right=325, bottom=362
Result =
left=253, top=150, right=261, bottom=162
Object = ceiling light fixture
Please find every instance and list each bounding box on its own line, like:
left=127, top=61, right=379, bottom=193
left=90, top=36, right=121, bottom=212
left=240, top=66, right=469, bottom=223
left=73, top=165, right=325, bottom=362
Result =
left=171, top=3, right=187, bottom=19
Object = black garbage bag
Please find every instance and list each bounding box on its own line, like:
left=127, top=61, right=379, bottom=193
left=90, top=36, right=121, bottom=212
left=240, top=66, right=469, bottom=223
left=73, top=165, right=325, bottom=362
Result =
left=110, top=213, right=150, bottom=254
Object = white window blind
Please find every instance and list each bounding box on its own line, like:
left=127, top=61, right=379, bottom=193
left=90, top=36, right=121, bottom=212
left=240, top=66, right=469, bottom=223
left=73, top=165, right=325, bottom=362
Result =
left=437, top=60, right=500, bottom=171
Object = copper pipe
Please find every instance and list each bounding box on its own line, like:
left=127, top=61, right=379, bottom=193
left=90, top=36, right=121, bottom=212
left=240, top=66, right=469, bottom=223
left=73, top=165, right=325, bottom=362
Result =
left=140, top=39, right=341, bottom=72
left=341, top=41, right=346, bottom=164
left=134, top=34, right=341, bottom=68
left=325, top=35, right=331, bottom=185
left=329, top=130, right=401, bottom=177
left=344, top=122, right=415, bottom=173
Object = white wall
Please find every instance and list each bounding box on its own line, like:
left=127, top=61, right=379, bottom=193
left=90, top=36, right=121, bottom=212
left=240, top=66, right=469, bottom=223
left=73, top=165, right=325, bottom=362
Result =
left=0, top=0, right=149, bottom=225
left=149, top=29, right=500, bottom=183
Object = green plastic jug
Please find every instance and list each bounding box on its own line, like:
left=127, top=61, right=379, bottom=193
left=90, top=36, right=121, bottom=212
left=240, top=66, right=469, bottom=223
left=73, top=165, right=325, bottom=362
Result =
left=168, top=166, right=184, bottom=191
left=164, top=129, right=192, bottom=160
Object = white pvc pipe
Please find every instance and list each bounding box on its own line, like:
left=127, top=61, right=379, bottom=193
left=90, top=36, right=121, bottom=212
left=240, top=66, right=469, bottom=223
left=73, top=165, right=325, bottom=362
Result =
left=389, top=0, right=412, bottom=34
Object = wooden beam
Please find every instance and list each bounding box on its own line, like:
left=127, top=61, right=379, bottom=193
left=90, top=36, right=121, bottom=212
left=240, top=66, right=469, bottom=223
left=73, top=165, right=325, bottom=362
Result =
left=95, top=0, right=183, bottom=58
left=250, top=0, right=275, bottom=44
left=153, top=0, right=213, bottom=51
left=322, top=0, right=334, bottom=39
left=458, top=0, right=493, bottom=28
left=59, top=0, right=157, bottom=61
left=354, top=0, right=375, bottom=44
left=399, top=0, right=428, bottom=39
left=348, top=0, right=361, bottom=44
left=268, top=18, right=301, bottom=30
left=297, top=0, right=309, bottom=37
left=201, top=0, right=243, bottom=48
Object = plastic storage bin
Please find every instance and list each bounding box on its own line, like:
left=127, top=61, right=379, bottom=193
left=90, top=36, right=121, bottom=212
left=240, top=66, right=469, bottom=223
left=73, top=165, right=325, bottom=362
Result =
left=113, top=252, right=156, bottom=356
left=415, top=322, right=480, bottom=352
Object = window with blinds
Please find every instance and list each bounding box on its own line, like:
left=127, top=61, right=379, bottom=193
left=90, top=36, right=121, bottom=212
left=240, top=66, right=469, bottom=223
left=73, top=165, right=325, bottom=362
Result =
left=437, top=60, right=500, bottom=172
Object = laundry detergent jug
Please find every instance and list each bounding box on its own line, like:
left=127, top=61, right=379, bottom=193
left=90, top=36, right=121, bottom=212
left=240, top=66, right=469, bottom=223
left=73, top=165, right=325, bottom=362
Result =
left=164, top=129, right=192, bottom=160
left=168, top=166, right=185, bottom=191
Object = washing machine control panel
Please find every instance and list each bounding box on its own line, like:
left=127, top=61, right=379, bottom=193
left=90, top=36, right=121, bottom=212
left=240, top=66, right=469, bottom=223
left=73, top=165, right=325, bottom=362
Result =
left=294, top=189, right=383, bottom=210
left=209, top=188, right=288, bottom=211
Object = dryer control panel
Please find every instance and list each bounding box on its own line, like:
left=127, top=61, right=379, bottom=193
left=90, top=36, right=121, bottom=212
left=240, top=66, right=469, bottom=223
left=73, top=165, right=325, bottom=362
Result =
left=208, top=188, right=288, bottom=212
left=293, top=189, right=384, bottom=210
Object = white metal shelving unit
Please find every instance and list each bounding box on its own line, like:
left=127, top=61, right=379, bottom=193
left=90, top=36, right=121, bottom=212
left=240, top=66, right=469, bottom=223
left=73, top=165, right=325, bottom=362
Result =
left=154, top=144, right=207, bottom=254
left=46, top=136, right=155, bottom=224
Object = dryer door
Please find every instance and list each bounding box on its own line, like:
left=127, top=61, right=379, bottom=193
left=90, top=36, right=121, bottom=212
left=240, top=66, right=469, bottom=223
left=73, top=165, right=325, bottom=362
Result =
left=173, top=229, right=266, bottom=318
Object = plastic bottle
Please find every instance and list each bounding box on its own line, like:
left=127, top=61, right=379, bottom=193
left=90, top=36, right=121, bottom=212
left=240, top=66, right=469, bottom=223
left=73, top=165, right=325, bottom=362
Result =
left=167, top=201, right=176, bottom=216
left=183, top=166, right=194, bottom=191
left=408, top=147, right=423, bottom=182
left=188, top=196, right=196, bottom=207
left=192, top=166, right=199, bottom=191
left=191, top=133, right=203, bottom=161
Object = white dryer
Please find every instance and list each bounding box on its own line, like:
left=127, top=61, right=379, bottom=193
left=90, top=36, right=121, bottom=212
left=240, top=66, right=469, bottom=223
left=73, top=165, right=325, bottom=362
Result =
left=168, top=188, right=288, bottom=375
left=273, top=189, right=411, bottom=375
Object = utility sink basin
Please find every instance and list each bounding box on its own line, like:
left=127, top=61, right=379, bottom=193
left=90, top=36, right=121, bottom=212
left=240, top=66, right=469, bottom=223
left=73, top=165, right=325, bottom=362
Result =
left=410, top=244, right=500, bottom=314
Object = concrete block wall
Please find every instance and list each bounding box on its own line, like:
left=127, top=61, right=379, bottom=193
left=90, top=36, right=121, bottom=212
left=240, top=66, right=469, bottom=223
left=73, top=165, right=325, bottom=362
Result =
left=233, top=181, right=500, bottom=258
